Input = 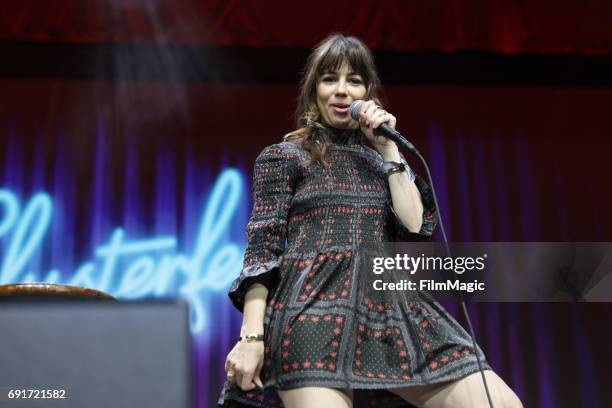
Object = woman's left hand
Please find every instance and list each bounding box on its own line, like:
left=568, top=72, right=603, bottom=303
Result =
left=358, top=100, right=397, bottom=154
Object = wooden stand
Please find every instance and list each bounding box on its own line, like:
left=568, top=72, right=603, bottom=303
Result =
left=0, top=283, right=115, bottom=300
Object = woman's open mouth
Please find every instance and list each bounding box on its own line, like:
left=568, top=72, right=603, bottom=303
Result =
left=331, top=104, right=349, bottom=114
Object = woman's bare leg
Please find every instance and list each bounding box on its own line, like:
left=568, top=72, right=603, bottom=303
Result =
left=278, top=387, right=353, bottom=408
left=389, top=370, right=523, bottom=408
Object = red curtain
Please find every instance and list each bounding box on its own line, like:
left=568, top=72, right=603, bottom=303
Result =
left=1, top=0, right=611, bottom=54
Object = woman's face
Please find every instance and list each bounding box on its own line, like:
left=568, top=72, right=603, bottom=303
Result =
left=316, top=62, right=367, bottom=129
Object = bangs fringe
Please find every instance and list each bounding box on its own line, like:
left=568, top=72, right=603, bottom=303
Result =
left=316, top=37, right=373, bottom=84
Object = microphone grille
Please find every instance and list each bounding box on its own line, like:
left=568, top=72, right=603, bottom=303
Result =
left=349, top=100, right=364, bottom=120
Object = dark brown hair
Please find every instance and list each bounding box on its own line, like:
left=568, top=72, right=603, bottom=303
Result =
left=284, top=33, right=384, bottom=167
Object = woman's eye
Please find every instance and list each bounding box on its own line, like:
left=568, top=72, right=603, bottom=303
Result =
left=350, top=78, right=363, bottom=84
left=322, top=76, right=336, bottom=82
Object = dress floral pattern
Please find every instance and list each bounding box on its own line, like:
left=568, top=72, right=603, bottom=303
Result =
left=219, top=127, right=489, bottom=408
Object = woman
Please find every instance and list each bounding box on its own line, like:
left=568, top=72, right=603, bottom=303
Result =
left=219, top=34, right=522, bottom=408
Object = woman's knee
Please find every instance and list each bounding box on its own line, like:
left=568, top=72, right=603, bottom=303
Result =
left=445, top=370, right=523, bottom=408
left=390, top=370, right=522, bottom=408
left=488, top=372, right=523, bottom=408
left=501, top=387, right=523, bottom=408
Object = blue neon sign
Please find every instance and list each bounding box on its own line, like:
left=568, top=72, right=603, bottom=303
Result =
left=0, top=169, right=246, bottom=334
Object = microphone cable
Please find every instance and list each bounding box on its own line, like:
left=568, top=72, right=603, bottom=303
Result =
left=414, top=148, right=495, bottom=408
left=350, top=99, right=494, bottom=407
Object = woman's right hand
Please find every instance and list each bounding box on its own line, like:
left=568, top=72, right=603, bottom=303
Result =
left=225, top=340, right=265, bottom=391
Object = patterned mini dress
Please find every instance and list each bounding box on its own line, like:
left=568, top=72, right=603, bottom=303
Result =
left=218, top=127, right=490, bottom=408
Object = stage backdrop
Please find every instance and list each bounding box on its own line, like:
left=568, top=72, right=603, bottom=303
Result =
left=1, top=79, right=611, bottom=407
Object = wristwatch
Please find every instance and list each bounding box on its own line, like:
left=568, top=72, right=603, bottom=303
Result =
left=383, top=157, right=416, bottom=182
left=239, top=333, right=265, bottom=342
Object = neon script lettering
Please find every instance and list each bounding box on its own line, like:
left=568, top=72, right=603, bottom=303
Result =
left=0, top=169, right=246, bottom=334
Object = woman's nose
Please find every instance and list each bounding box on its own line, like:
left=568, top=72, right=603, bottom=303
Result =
left=334, top=79, right=347, bottom=95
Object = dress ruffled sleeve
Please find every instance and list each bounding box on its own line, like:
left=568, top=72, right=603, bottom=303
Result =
left=390, top=174, right=437, bottom=241
left=228, top=143, right=298, bottom=312
left=386, top=151, right=437, bottom=242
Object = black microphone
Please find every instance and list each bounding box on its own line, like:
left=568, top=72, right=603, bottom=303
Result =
left=349, top=100, right=418, bottom=154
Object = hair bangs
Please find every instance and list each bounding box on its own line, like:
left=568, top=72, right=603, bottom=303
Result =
left=316, top=37, right=372, bottom=84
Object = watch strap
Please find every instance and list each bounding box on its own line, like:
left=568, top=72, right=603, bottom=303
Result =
left=239, top=333, right=265, bottom=342
left=383, top=159, right=416, bottom=182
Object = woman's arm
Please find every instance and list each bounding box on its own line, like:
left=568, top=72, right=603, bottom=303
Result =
left=226, top=144, right=298, bottom=391
left=240, top=283, right=268, bottom=336
left=356, top=100, right=425, bottom=233
left=225, top=283, right=268, bottom=391
left=379, top=145, right=424, bottom=233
